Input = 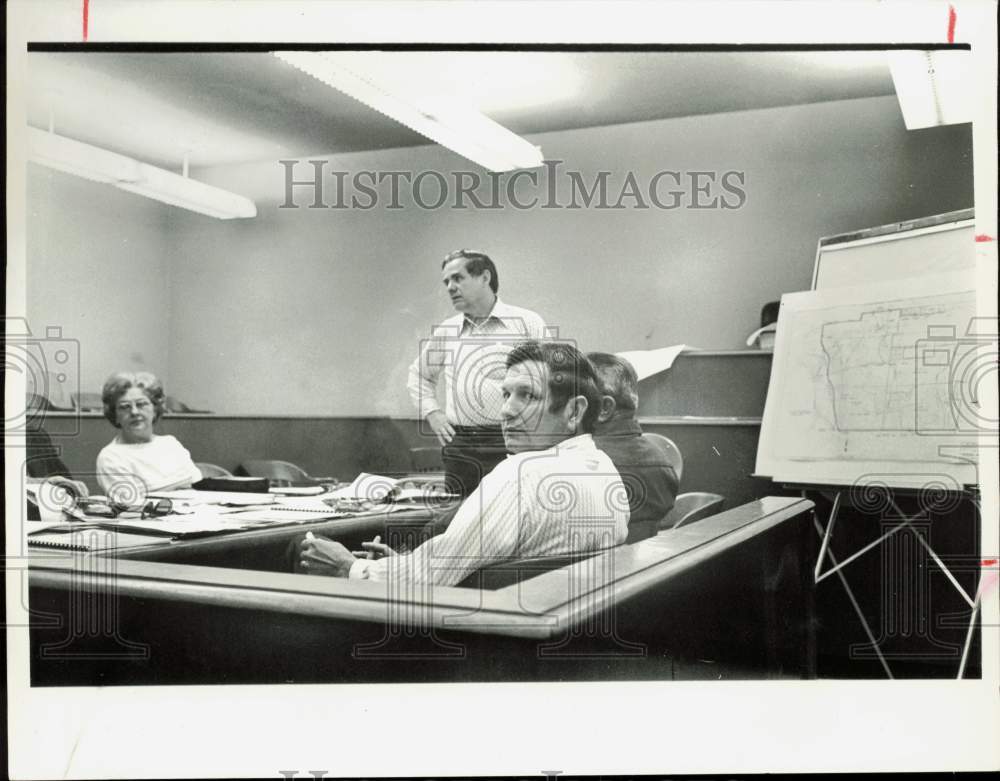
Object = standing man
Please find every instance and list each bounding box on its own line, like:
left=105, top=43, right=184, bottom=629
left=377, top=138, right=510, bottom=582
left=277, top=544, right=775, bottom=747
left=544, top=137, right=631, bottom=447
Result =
left=407, top=249, right=546, bottom=496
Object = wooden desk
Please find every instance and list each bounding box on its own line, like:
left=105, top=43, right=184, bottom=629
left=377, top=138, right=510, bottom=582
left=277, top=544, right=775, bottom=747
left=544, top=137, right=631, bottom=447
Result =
left=29, top=496, right=816, bottom=684
left=108, top=503, right=452, bottom=572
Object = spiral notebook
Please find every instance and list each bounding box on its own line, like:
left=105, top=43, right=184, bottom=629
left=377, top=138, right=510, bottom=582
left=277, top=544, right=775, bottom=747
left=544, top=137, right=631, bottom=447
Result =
left=28, top=529, right=168, bottom=551
left=225, top=507, right=348, bottom=525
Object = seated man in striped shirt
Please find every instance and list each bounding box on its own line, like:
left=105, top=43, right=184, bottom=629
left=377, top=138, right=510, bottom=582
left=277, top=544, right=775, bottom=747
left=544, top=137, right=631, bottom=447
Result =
left=297, top=341, right=628, bottom=586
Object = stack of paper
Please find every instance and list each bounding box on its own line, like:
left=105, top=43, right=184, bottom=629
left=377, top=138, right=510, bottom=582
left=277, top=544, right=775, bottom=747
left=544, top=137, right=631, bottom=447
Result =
left=148, top=489, right=276, bottom=506
left=327, top=473, right=399, bottom=502
left=268, top=485, right=327, bottom=496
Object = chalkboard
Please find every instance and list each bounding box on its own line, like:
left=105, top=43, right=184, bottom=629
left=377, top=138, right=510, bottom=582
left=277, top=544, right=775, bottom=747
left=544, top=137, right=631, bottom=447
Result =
left=811, top=208, right=975, bottom=290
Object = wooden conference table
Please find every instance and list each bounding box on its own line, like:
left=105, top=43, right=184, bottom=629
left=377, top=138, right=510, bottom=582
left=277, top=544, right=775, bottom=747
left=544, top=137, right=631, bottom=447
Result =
left=26, top=487, right=817, bottom=685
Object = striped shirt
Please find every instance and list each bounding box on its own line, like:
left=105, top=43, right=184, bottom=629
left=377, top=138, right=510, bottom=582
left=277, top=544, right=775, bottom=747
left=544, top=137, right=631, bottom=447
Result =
left=407, top=299, right=546, bottom=426
left=349, top=434, right=628, bottom=586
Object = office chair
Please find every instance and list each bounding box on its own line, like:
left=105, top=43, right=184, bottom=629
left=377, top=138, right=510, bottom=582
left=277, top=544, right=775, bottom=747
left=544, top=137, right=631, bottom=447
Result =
left=194, top=462, right=233, bottom=478
left=641, top=432, right=684, bottom=483
left=236, top=459, right=335, bottom=487
left=26, top=392, right=57, bottom=412
left=164, top=396, right=212, bottom=414
left=662, top=492, right=725, bottom=530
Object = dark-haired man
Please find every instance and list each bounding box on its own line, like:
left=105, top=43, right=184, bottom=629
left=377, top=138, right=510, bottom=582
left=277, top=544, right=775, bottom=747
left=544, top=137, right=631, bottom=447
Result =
left=588, top=352, right=679, bottom=542
left=300, top=341, right=627, bottom=586
left=407, top=249, right=546, bottom=496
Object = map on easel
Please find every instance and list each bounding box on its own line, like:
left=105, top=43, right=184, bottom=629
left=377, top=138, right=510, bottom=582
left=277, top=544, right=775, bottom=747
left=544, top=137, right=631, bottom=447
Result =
left=755, top=271, right=987, bottom=489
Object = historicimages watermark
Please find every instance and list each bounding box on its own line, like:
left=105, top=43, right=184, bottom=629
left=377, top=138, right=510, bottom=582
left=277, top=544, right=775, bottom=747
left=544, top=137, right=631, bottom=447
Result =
left=279, top=158, right=747, bottom=211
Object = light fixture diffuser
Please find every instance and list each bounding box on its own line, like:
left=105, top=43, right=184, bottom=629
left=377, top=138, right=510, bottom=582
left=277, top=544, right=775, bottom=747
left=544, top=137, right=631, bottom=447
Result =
left=888, top=50, right=974, bottom=130
left=27, top=127, right=257, bottom=219
left=274, top=51, right=544, bottom=172
left=28, top=126, right=142, bottom=184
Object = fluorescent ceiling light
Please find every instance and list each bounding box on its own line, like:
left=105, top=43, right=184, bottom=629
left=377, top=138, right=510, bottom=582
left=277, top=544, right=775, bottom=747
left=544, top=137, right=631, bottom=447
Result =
left=27, top=127, right=257, bottom=219
left=29, top=126, right=142, bottom=184
left=273, top=51, right=544, bottom=172
left=887, top=50, right=974, bottom=130
left=117, top=167, right=257, bottom=220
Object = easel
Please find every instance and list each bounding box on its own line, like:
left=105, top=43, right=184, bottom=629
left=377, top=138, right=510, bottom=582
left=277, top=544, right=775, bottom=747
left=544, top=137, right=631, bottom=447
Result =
left=792, top=482, right=981, bottom=679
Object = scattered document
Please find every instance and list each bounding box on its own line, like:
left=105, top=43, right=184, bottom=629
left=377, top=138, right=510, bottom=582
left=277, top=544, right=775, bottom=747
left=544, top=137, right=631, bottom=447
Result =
left=98, top=515, right=254, bottom=535
left=274, top=496, right=342, bottom=511
left=223, top=507, right=348, bottom=525
left=327, top=473, right=458, bottom=504
left=268, top=485, right=327, bottom=496
left=148, top=489, right=276, bottom=506
left=615, top=344, right=690, bottom=381
left=327, top=473, right=399, bottom=502
left=392, top=486, right=459, bottom=502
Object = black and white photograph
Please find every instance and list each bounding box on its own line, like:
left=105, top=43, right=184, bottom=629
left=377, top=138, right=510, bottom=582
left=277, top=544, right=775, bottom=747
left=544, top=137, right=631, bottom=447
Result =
left=5, top=0, right=998, bottom=777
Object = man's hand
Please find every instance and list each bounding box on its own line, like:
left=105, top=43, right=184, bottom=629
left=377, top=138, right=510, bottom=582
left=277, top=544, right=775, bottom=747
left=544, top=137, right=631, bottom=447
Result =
left=298, top=534, right=357, bottom=578
left=426, top=410, right=455, bottom=446
left=46, top=476, right=90, bottom=502
left=352, top=538, right=397, bottom=560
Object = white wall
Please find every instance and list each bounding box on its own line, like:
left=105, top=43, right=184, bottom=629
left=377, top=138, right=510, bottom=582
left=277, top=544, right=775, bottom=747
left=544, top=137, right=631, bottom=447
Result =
left=168, top=95, right=973, bottom=415
left=25, top=95, right=974, bottom=416
left=26, top=166, right=173, bottom=404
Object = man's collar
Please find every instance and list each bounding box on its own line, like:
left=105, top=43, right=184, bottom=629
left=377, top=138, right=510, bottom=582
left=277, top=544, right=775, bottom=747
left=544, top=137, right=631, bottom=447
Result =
left=554, top=433, right=595, bottom=451
left=488, top=298, right=516, bottom=318
left=593, top=415, right=642, bottom=437
left=464, top=297, right=515, bottom=322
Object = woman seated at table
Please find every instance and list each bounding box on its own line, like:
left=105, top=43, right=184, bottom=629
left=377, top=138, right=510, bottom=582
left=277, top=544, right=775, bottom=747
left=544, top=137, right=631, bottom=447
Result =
left=96, top=371, right=202, bottom=499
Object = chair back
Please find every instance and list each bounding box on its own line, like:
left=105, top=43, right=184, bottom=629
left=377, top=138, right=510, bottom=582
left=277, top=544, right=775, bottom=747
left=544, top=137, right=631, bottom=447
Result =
left=641, top=432, right=684, bottom=483
left=195, top=462, right=233, bottom=478
left=164, top=396, right=192, bottom=413
left=26, top=392, right=56, bottom=412
left=164, top=396, right=212, bottom=414
left=237, top=459, right=315, bottom=487
left=661, top=492, right=725, bottom=530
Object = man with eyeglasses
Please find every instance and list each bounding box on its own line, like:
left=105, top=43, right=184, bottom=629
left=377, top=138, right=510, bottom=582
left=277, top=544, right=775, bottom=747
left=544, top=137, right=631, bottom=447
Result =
left=407, top=249, right=546, bottom=497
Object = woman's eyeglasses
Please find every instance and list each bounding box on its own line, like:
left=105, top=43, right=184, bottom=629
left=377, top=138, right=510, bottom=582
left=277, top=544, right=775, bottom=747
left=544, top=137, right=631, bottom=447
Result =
left=116, top=400, right=153, bottom=413
left=140, top=498, right=173, bottom=518
left=75, top=497, right=173, bottom=519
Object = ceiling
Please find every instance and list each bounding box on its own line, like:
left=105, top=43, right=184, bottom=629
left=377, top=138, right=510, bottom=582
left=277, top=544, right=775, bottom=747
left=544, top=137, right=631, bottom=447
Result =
left=25, top=50, right=898, bottom=170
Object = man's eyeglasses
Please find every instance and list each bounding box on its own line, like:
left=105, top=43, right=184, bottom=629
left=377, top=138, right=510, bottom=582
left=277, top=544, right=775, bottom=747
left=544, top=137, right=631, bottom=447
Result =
left=140, top=498, right=173, bottom=519
left=76, top=497, right=173, bottom=519
left=116, top=399, right=153, bottom=413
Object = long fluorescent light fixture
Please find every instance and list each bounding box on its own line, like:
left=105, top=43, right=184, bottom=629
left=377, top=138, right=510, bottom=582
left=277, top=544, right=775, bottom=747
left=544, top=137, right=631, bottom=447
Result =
left=274, top=51, right=544, bottom=172
left=27, top=127, right=257, bottom=219
left=887, top=50, right=974, bottom=130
